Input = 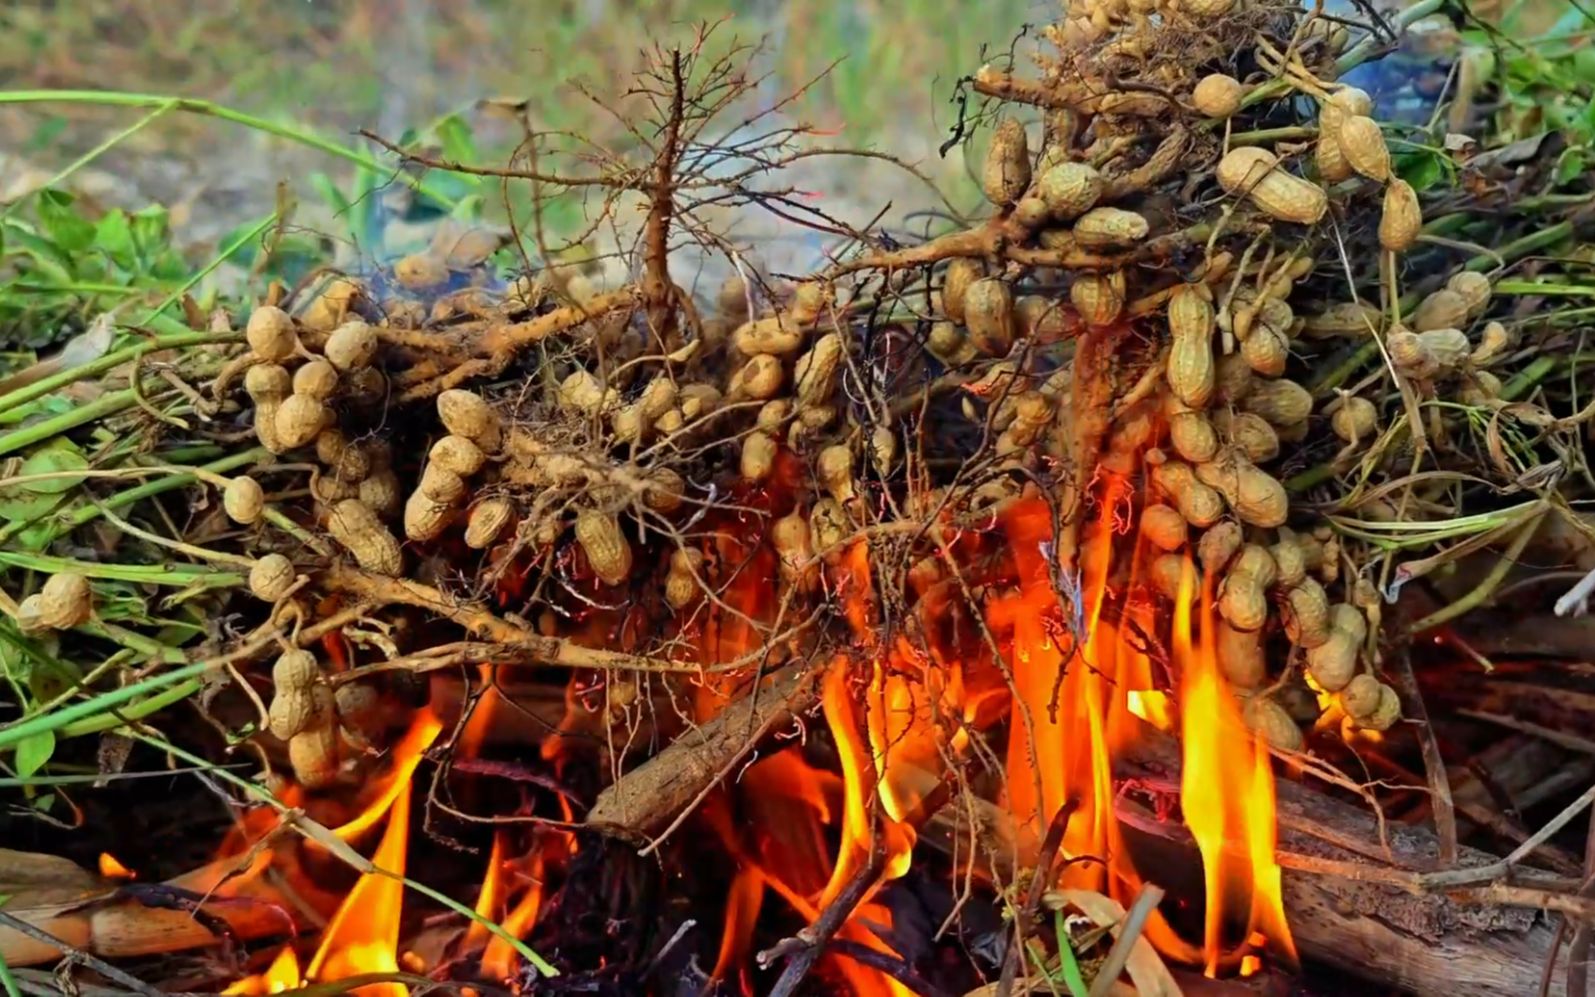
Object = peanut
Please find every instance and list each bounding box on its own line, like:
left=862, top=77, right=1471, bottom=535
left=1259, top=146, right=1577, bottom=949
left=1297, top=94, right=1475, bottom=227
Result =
left=1197, top=520, right=1243, bottom=574
left=741, top=431, right=778, bottom=481
left=1152, top=459, right=1225, bottom=528
left=1338, top=673, right=1382, bottom=721
left=1357, top=684, right=1402, bottom=732
left=1470, top=321, right=1514, bottom=367
left=941, top=259, right=984, bottom=323
left=643, top=467, right=687, bottom=514
left=288, top=687, right=340, bottom=789
left=419, top=465, right=467, bottom=503
left=245, top=305, right=299, bottom=362
left=1214, top=352, right=1253, bottom=405
left=1379, top=179, right=1421, bottom=252
left=1192, top=74, right=1244, bottom=118
left=1036, top=161, right=1103, bottom=220
left=771, top=510, right=816, bottom=589
left=1140, top=503, right=1188, bottom=552
left=1242, top=377, right=1312, bottom=427
left=358, top=469, right=402, bottom=519
left=1242, top=695, right=1304, bottom=752
left=268, top=650, right=321, bottom=740
left=982, top=117, right=1031, bottom=206
left=1071, top=271, right=1127, bottom=327
left=426, top=435, right=484, bottom=478
left=1147, top=552, right=1191, bottom=602
left=324, top=320, right=378, bottom=372
left=275, top=394, right=329, bottom=450
left=1167, top=285, right=1217, bottom=408
left=1072, top=207, right=1149, bottom=247
left=329, top=499, right=404, bottom=574
left=224, top=476, right=265, bottom=525
left=727, top=353, right=785, bottom=400
left=559, top=369, right=613, bottom=416
left=1411, top=288, right=1471, bottom=334
left=1302, top=301, right=1384, bottom=339
left=1215, top=147, right=1327, bottom=225
left=465, top=497, right=515, bottom=549
left=1241, top=322, right=1290, bottom=377
left=1219, top=570, right=1268, bottom=632
left=809, top=498, right=850, bottom=554
left=1217, top=622, right=1266, bottom=688
left=1337, top=115, right=1390, bottom=181
left=1016, top=295, right=1069, bottom=343
left=1282, top=578, right=1332, bottom=647
left=249, top=554, right=296, bottom=602
left=964, top=279, right=1016, bottom=356
left=36, top=573, right=93, bottom=630
left=437, top=389, right=502, bottom=451
left=292, top=360, right=339, bottom=402
left=665, top=548, right=706, bottom=610
left=817, top=445, right=856, bottom=504
left=732, top=314, right=804, bottom=356
left=1196, top=453, right=1289, bottom=528
left=927, top=321, right=977, bottom=366
left=1270, top=531, right=1307, bottom=589
left=1168, top=410, right=1219, bottom=463
left=794, top=332, right=843, bottom=406
left=1331, top=396, right=1378, bottom=442
left=1215, top=410, right=1279, bottom=463
left=575, top=509, right=632, bottom=586
left=1448, top=271, right=1492, bottom=318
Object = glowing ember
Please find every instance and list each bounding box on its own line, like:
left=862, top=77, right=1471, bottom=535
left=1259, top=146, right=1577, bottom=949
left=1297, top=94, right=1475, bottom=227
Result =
left=98, top=852, right=134, bottom=879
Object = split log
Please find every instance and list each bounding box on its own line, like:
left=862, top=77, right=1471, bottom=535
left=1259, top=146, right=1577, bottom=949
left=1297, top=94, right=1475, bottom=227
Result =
left=585, top=665, right=821, bottom=834
left=921, top=747, right=1573, bottom=997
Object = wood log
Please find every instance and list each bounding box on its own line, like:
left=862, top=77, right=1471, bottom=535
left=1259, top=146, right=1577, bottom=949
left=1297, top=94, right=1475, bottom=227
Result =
left=920, top=745, right=1573, bottom=997
left=585, top=665, right=820, bottom=833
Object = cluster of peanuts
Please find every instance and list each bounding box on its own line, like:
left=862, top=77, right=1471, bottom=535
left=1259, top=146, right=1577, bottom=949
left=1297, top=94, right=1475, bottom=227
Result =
left=262, top=646, right=384, bottom=788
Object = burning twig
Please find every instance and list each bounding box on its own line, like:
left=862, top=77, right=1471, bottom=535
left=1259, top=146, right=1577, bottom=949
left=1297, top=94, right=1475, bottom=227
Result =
left=758, top=846, right=884, bottom=997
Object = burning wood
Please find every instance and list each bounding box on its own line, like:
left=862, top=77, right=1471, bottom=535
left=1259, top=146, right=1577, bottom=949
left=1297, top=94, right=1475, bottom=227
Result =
left=3, top=3, right=1593, bottom=996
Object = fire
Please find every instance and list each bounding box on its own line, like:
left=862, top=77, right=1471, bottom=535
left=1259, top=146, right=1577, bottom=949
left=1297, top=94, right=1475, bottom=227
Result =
left=98, top=852, right=134, bottom=879
left=1174, top=560, right=1295, bottom=972
left=332, top=710, right=442, bottom=841
left=479, top=846, right=547, bottom=981
left=982, top=487, right=1293, bottom=974
left=223, top=945, right=301, bottom=995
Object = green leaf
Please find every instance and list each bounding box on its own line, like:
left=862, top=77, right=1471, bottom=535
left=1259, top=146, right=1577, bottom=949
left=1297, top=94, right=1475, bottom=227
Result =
left=1396, top=151, right=1445, bottom=192
left=435, top=113, right=478, bottom=165
left=94, top=210, right=136, bottom=269
left=16, top=441, right=89, bottom=495
left=35, top=190, right=96, bottom=255
left=130, top=205, right=170, bottom=254
left=1556, top=149, right=1588, bottom=187
left=14, top=729, right=55, bottom=778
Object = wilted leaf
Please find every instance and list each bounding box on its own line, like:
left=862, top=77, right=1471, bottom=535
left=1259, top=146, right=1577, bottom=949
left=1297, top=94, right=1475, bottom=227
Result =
left=1048, top=889, right=1183, bottom=997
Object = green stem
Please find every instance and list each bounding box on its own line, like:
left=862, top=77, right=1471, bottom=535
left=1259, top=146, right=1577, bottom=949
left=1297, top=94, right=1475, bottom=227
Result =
left=0, top=389, right=141, bottom=458
left=1493, top=281, right=1595, bottom=297
left=0, top=90, right=457, bottom=208
left=0, top=550, right=241, bottom=587
left=56, top=679, right=204, bottom=739
left=0, top=101, right=177, bottom=220
left=0, top=951, right=20, bottom=997
left=1500, top=355, right=1560, bottom=401
left=143, top=212, right=276, bottom=323
left=0, top=447, right=264, bottom=548
left=0, top=331, right=240, bottom=417
left=0, top=660, right=214, bottom=750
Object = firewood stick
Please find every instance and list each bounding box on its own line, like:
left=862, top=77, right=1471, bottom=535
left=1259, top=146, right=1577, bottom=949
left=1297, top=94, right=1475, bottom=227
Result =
left=0, top=853, right=296, bottom=968
left=920, top=753, right=1576, bottom=996
left=585, top=664, right=821, bottom=839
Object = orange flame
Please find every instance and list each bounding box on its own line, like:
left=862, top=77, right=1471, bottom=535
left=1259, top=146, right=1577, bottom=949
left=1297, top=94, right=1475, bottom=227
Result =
left=222, top=945, right=302, bottom=995
left=480, top=847, right=547, bottom=981
left=98, top=852, right=134, bottom=879
left=305, top=714, right=442, bottom=996
left=331, top=710, right=442, bottom=842
left=1174, top=560, right=1295, bottom=973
